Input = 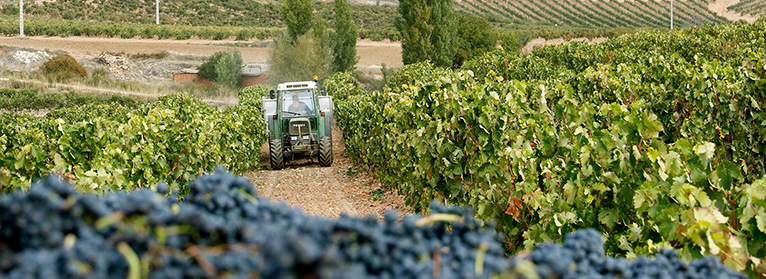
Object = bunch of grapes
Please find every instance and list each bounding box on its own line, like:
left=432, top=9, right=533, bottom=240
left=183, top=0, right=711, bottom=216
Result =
left=506, top=229, right=747, bottom=279
left=0, top=168, right=748, bottom=279
left=0, top=168, right=508, bottom=279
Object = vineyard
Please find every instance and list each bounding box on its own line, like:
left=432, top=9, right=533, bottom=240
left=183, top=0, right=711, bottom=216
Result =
left=1, top=0, right=762, bottom=42
left=0, top=0, right=401, bottom=41
left=0, top=3, right=765, bottom=278
left=0, top=86, right=270, bottom=193
left=455, top=0, right=733, bottom=28
left=730, top=0, right=766, bottom=17
left=328, top=19, right=766, bottom=277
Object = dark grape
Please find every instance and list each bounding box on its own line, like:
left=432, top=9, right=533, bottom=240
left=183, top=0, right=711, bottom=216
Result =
left=0, top=168, right=749, bottom=279
left=507, top=228, right=747, bottom=279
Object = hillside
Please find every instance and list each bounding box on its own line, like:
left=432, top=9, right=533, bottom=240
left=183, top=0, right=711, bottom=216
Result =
left=0, top=0, right=762, bottom=31
left=0, top=0, right=398, bottom=31
left=455, top=0, right=761, bottom=28
left=729, top=0, right=766, bottom=17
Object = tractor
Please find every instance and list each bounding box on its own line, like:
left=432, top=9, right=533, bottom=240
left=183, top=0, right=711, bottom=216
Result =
left=262, top=80, right=334, bottom=170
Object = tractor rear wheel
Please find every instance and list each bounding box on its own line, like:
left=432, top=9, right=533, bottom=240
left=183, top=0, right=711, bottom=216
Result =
left=269, top=139, right=284, bottom=170
left=319, top=136, right=333, bottom=167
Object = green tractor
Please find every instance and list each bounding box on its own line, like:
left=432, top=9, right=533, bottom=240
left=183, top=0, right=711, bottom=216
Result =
left=262, top=80, right=334, bottom=170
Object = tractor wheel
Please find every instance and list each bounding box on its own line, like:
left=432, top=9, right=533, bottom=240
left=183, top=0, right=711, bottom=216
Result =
left=269, top=139, right=284, bottom=170
left=319, top=136, right=333, bottom=167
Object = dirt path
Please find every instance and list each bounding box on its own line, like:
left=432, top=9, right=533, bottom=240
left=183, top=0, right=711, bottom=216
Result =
left=0, top=36, right=403, bottom=68
left=244, top=127, right=408, bottom=218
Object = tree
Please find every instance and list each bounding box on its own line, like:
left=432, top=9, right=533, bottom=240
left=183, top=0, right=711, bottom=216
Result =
left=453, top=13, right=496, bottom=68
left=269, top=0, right=330, bottom=84
left=267, top=33, right=329, bottom=85
left=282, top=0, right=314, bottom=42
left=429, top=0, right=457, bottom=67
left=396, top=0, right=457, bottom=68
left=397, top=0, right=432, bottom=66
left=331, top=0, right=358, bottom=73
left=198, top=50, right=242, bottom=88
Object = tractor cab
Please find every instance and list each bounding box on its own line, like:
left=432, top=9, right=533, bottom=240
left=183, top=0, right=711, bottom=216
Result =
left=262, top=80, right=334, bottom=170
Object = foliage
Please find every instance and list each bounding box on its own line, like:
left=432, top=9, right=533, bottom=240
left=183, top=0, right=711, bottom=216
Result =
left=282, top=0, right=314, bottom=42
left=197, top=50, right=243, bottom=88
left=312, top=18, right=332, bottom=71
left=325, top=72, right=363, bottom=101
left=453, top=13, right=497, bottom=68
left=38, top=56, right=87, bottom=82
left=331, top=0, right=359, bottom=73
left=397, top=0, right=457, bottom=68
left=0, top=93, right=268, bottom=194
left=267, top=33, right=330, bottom=85
left=3, top=0, right=398, bottom=33
left=237, top=85, right=273, bottom=108
left=328, top=20, right=766, bottom=277
left=0, top=89, right=142, bottom=111
left=0, top=15, right=281, bottom=40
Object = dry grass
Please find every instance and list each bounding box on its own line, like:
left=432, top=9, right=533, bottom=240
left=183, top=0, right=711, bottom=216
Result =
left=0, top=71, right=240, bottom=104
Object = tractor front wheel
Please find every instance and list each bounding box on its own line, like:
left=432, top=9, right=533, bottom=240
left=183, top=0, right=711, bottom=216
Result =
left=319, top=136, right=333, bottom=167
left=269, top=139, right=284, bottom=170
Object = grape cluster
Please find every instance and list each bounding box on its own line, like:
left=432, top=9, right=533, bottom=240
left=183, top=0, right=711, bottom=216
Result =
left=0, top=168, right=749, bottom=279
left=0, top=168, right=509, bottom=279
left=509, top=229, right=747, bottom=279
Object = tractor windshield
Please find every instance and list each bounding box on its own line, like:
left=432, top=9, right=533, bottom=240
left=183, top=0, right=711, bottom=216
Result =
left=282, top=89, right=315, bottom=116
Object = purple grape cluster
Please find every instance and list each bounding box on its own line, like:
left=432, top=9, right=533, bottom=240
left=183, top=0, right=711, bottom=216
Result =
left=510, top=229, right=747, bottom=279
left=0, top=168, right=749, bottom=279
left=0, top=168, right=508, bottom=279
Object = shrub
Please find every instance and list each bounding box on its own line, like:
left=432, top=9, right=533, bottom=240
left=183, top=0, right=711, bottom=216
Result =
left=236, top=29, right=255, bottom=41
left=38, top=56, right=87, bottom=81
left=198, top=50, right=243, bottom=88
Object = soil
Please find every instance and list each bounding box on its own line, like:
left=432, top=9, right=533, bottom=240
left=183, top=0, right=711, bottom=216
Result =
left=707, top=0, right=758, bottom=22
left=244, top=127, right=408, bottom=219
left=0, top=36, right=403, bottom=68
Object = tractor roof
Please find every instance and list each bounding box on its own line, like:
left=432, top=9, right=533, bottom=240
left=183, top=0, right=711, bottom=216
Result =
left=277, top=81, right=316, bottom=91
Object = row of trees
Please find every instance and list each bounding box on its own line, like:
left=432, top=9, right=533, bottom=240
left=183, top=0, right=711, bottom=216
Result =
left=206, top=0, right=501, bottom=86
left=267, top=0, right=497, bottom=83
left=197, top=0, right=358, bottom=87
left=398, top=0, right=497, bottom=68
left=267, top=0, right=358, bottom=84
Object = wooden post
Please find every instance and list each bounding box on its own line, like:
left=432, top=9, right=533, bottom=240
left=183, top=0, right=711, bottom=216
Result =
left=156, top=0, right=159, bottom=25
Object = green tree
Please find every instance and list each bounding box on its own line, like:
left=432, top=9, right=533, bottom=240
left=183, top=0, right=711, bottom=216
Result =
left=453, top=13, right=496, bottom=67
left=397, top=0, right=432, bottom=66
left=282, top=0, right=314, bottom=42
left=267, top=33, right=329, bottom=85
left=396, top=0, right=457, bottom=68
left=198, top=50, right=243, bottom=88
left=429, top=0, right=457, bottom=67
left=331, top=0, right=359, bottom=73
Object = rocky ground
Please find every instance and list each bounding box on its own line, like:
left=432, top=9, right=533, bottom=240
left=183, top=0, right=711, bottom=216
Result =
left=245, top=128, right=409, bottom=219
left=0, top=36, right=403, bottom=84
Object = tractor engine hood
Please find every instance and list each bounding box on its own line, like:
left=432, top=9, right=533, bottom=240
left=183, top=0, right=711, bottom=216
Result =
left=287, top=118, right=316, bottom=152
left=289, top=118, right=312, bottom=136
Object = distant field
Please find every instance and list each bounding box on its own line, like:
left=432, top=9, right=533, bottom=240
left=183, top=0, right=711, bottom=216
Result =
left=0, top=0, right=762, bottom=30
left=729, top=0, right=766, bottom=17
left=454, top=0, right=750, bottom=28
left=0, top=0, right=397, bottom=30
